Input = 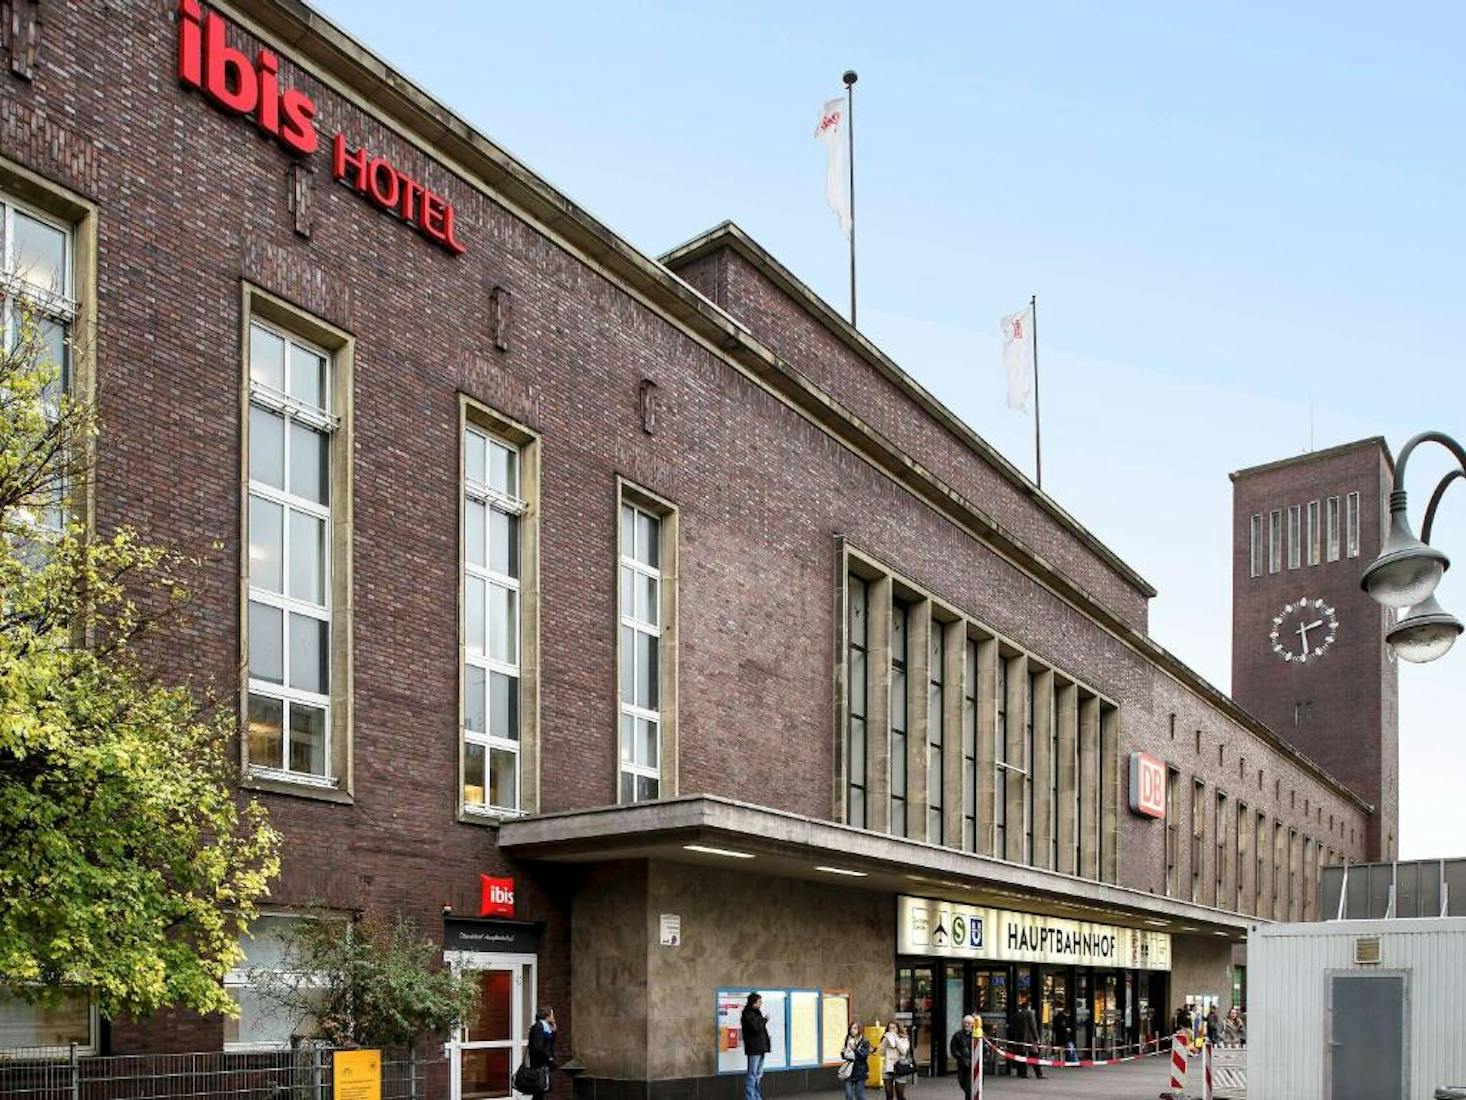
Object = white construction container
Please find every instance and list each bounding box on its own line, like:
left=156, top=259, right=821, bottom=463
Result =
left=1247, top=917, right=1466, bottom=1100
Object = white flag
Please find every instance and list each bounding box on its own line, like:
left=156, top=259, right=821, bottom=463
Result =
left=815, top=97, right=851, bottom=238
left=1001, top=305, right=1035, bottom=414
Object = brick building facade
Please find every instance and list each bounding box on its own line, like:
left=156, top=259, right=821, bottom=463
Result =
left=0, top=1, right=1389, bottom=1094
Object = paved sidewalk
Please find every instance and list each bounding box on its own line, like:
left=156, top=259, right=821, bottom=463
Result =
left=801, top=1054, right=1245, bottom=1100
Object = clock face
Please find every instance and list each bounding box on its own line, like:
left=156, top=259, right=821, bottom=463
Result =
left=1270, top=597, right=1339, bottom=664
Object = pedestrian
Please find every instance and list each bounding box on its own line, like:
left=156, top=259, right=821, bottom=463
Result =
left=1205, top=1005, right=1220, bottom=1043
left=840, top=1021, right=872, bottom=1100
left=1222, top=1007, right=1246, bottom=1047
left=741, top=994, right=772, bottom=1100
left=1012, top=993, right=1044, bottom=1080
left=1051, top=999, right=1077, bottom=1064
left=526, top=1007, right=556, bottom=1100
left=879, top=1021, right=914, bottom=1100
left=949, top=1015, right=976, bottom=1100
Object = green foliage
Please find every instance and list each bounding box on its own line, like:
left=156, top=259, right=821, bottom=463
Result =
left=0, top=309, right=281, bottom=1019
left=257, top=914, right=480, bottom=1050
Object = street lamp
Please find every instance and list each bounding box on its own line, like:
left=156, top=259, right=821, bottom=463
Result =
left=1361, top=431, right=1465, bottom=663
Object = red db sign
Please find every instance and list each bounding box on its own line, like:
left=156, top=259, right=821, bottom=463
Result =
left=480, top=875, right=516, bottom=918
left=1129, top=753, right=1166, bottom=818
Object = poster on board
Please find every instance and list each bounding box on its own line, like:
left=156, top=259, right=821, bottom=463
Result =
left=821, top=993, right=849, bottom=1065
left=717, top=991, right=749, bottom=1075
left=788, top=991, right=819, bottom=1067
left=759, top=990, right=789, bottom=1070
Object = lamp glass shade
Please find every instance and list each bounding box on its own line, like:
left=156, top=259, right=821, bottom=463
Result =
left=1387, top=595, right=1463, bottom=664
left=1361, top=511, right=1449, bottom=609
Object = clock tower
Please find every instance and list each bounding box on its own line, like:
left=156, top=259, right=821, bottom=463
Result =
left=1230, top=438, right=1398, bottom=860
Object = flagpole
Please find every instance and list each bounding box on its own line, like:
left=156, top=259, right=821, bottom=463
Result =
left=1031, top=293, right=1042, bottom=489
left=843, top=69, right=858, bottom=327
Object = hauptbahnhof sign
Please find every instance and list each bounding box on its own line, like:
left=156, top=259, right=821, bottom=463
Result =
left=897, top=895, right=1172, bottom=971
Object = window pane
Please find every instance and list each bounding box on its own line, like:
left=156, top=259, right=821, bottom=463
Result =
left=288, top=613, right=329, bottom=695
left=619, top=564, right=634, bottom=615
left=487, top=583, right=517, bottom=664
left=636, top=631, right=659, bottom=709
left=850, top=717, right=866, bottom=784
left=488, top=510, right=517, bottom=578
left=246, top=693, right=284, bottom=770
left=620, top=713, right=635, bottom=764
left=248, top=601, right=284, bottom=685
left=850, top=787, right=865, bottom=826
left=636, top=774, right=660, bottom=802
left=465, top=428, right=487, bottom=486
left=466, top=576, right=486, bottom=654
left=250, top=406, right=285, bottom=489
left=620, top=770, right=635, bottom=803
left=248, top=496, right=284, bottom=593
left=288, top=421, right=328, bottom=505
left=12, top=211, right=66, bottom=296
left=288, top=703, right=327, bottom=776
left=638, top=717, right=658, bottom=768
left=465, top=741, right=486, bottom=807
left=620, top=504, right=635, bottom=559
left=464, top=664, right=486, bottom=734
left=488, top=441, right=517, bottom=497
left=249, top=324, right=286, bottom=392
left=36, top=317, right=67, bottom=397
left=636, top=511, right=659, bottom=568
left=288, top=344, right=326, bottom=411
left=929, top=685, right=943, bottom=744
left=465, top=499, right=486, bottom=568
left=635, top=571, right=658, bottom=625
left=849, top=649, right=866, bottom=714
left=620, top=625, right=635, bottom=702
left=0, top=990, right=91, bottom=1049
left=489, top=748, right=517, bottom=809
left=892, top=734, right=907, bottom=789
left=489, top=671, right=518, bottom=741
left=288, top=510, right=325, bottom=605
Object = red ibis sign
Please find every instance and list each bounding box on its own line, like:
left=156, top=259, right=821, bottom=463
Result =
left=176, top=1, right=465, bottom=254
left=479, top=875, right=516, bottom=918
left=1128, top=752, right=1167, bottom=819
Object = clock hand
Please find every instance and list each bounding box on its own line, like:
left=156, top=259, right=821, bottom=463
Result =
left=1296, top=621, right=1310, bottom=656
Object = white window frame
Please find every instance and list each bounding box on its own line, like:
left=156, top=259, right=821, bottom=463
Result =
left=1326, top=496, right=1341, bottom=562
left=462, top=424, right=525, bottom=817
left=245, top=318, right=337, bottom=788
left=619, top=500, right=663, bottom=803
left=1307, top=500, right=1321, bottom=566
left=1268, top=510, right=1282, bottom=574
left=847, top=576, right=870, bottom=829
left=222, top=912, right=331, bottom=1053
left=0, top=990, right=98, bottom=1057
left=1248, top=514, right=1262, bottom=578
left=1345, top=492, right=1361, bottom=558
left=1287, top=505, right=1301, bottom=569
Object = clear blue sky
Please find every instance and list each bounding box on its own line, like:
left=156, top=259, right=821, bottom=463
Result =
left=314, top=0, right=1465, bottom=858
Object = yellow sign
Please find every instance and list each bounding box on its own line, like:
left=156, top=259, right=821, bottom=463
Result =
left=334, top=1049, right=381, bottom=1100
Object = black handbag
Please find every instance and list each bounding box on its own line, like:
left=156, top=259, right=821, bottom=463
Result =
left=513, top=1063, right=548, bottom=1094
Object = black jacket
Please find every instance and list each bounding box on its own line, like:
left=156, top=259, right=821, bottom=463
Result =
left=528, top=1020, right=556, bottom=1069
left=949, top=1028, right=973, bottom=1068
left=1051, top=1010, right=1072, bottom=1046
left=741, top=1005, right=772, bottom=1056
left=1014, top=1006, right=1040, bottom=1045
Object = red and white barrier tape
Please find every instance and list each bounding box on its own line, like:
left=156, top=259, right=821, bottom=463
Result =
left=982, top=1034, right=1167, bottom=1068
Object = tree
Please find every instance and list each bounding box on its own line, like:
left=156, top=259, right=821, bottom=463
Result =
left=256, top=914, right=480, bottom=1050
left=0, top=308, right=281, bottom=1020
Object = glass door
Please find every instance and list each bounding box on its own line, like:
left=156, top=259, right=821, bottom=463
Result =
left=453, top=959, right=535, bottom=1100
left=894, top=965, right=935, bottom=1071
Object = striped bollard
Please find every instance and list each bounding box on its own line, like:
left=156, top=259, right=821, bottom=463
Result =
left=970, top=1026, right=983, bottom=1100
left=1163, top=1030, right=1189, bottom=1099
left=1201, top=1041, right=1213, bottom=1100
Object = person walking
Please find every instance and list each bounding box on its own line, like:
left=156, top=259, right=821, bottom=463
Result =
left=949, top=1015, right=976, bottom=1100
left=526, top=1007, right=556, bottom=1100
left=1012, top=993, right=1044, bottom=1080
left=1222, top=1006, right=1246, bottom=1047
left=741, top=994, right=771, bottom=1100
left=1205, top=1005, right=1220, bottom=1044
left=879, top=1021, right=914, bottom=1100
left=840, top=1022, right=872, bottom=1100
left=1051, top=1000, right=1077, bottom=1064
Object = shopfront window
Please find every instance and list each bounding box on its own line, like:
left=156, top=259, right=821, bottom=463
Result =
left=895, top=966, right=934, bottom=1069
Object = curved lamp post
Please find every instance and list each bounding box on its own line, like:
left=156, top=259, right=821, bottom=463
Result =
left=1360, top=431, right=1465, bottom=663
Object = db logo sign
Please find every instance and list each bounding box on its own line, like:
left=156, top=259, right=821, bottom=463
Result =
left=480, top=875, right=516, bottom=918
left=1128, top=753, right=1166, bottom=819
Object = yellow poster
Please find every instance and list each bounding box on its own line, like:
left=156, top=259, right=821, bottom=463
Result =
left=821, top=993, right=849, bottom=1064
left=334, top=1049, right=381, bottom=1100
left=789, top=991, right=819, bottom=1066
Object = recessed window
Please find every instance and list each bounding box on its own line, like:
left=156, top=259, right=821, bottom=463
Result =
left=619, top=499, right=665, bottom=803
left=1164, top=766, right=1180, bottom=897
left=962, top=639, right=977, bottom=852
left=847, top=577, right=870, bottom=829
left=1287, top=505, right=1301, bottom=569
left=1249, top=514, right=1263, bottom=579
left=1023, top=670, right=1036, bottom=863
left=1268, top=510, right=1282, bottom=573
left=1048, top=683, right=1059, bottom=870
left=928, top=625, right=945, bottom=844
left=1345, top=492, right=1361, bottom=558
left=890, top=602, right=909, bottom=837
left=463, top=423, right=525, bottom=815
left=1326, top=496, right=1341, bottom=562
left=1307, top=501, right=1321, bottom=565
left=994, top=656, right=1008, bottom=858
left=245, top=320, right=337, bottom=786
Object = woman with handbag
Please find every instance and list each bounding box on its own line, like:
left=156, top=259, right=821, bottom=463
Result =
left=839, top=1022, right=871, bottom=1100
left=878, top=1021, right=914, bottom=1100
